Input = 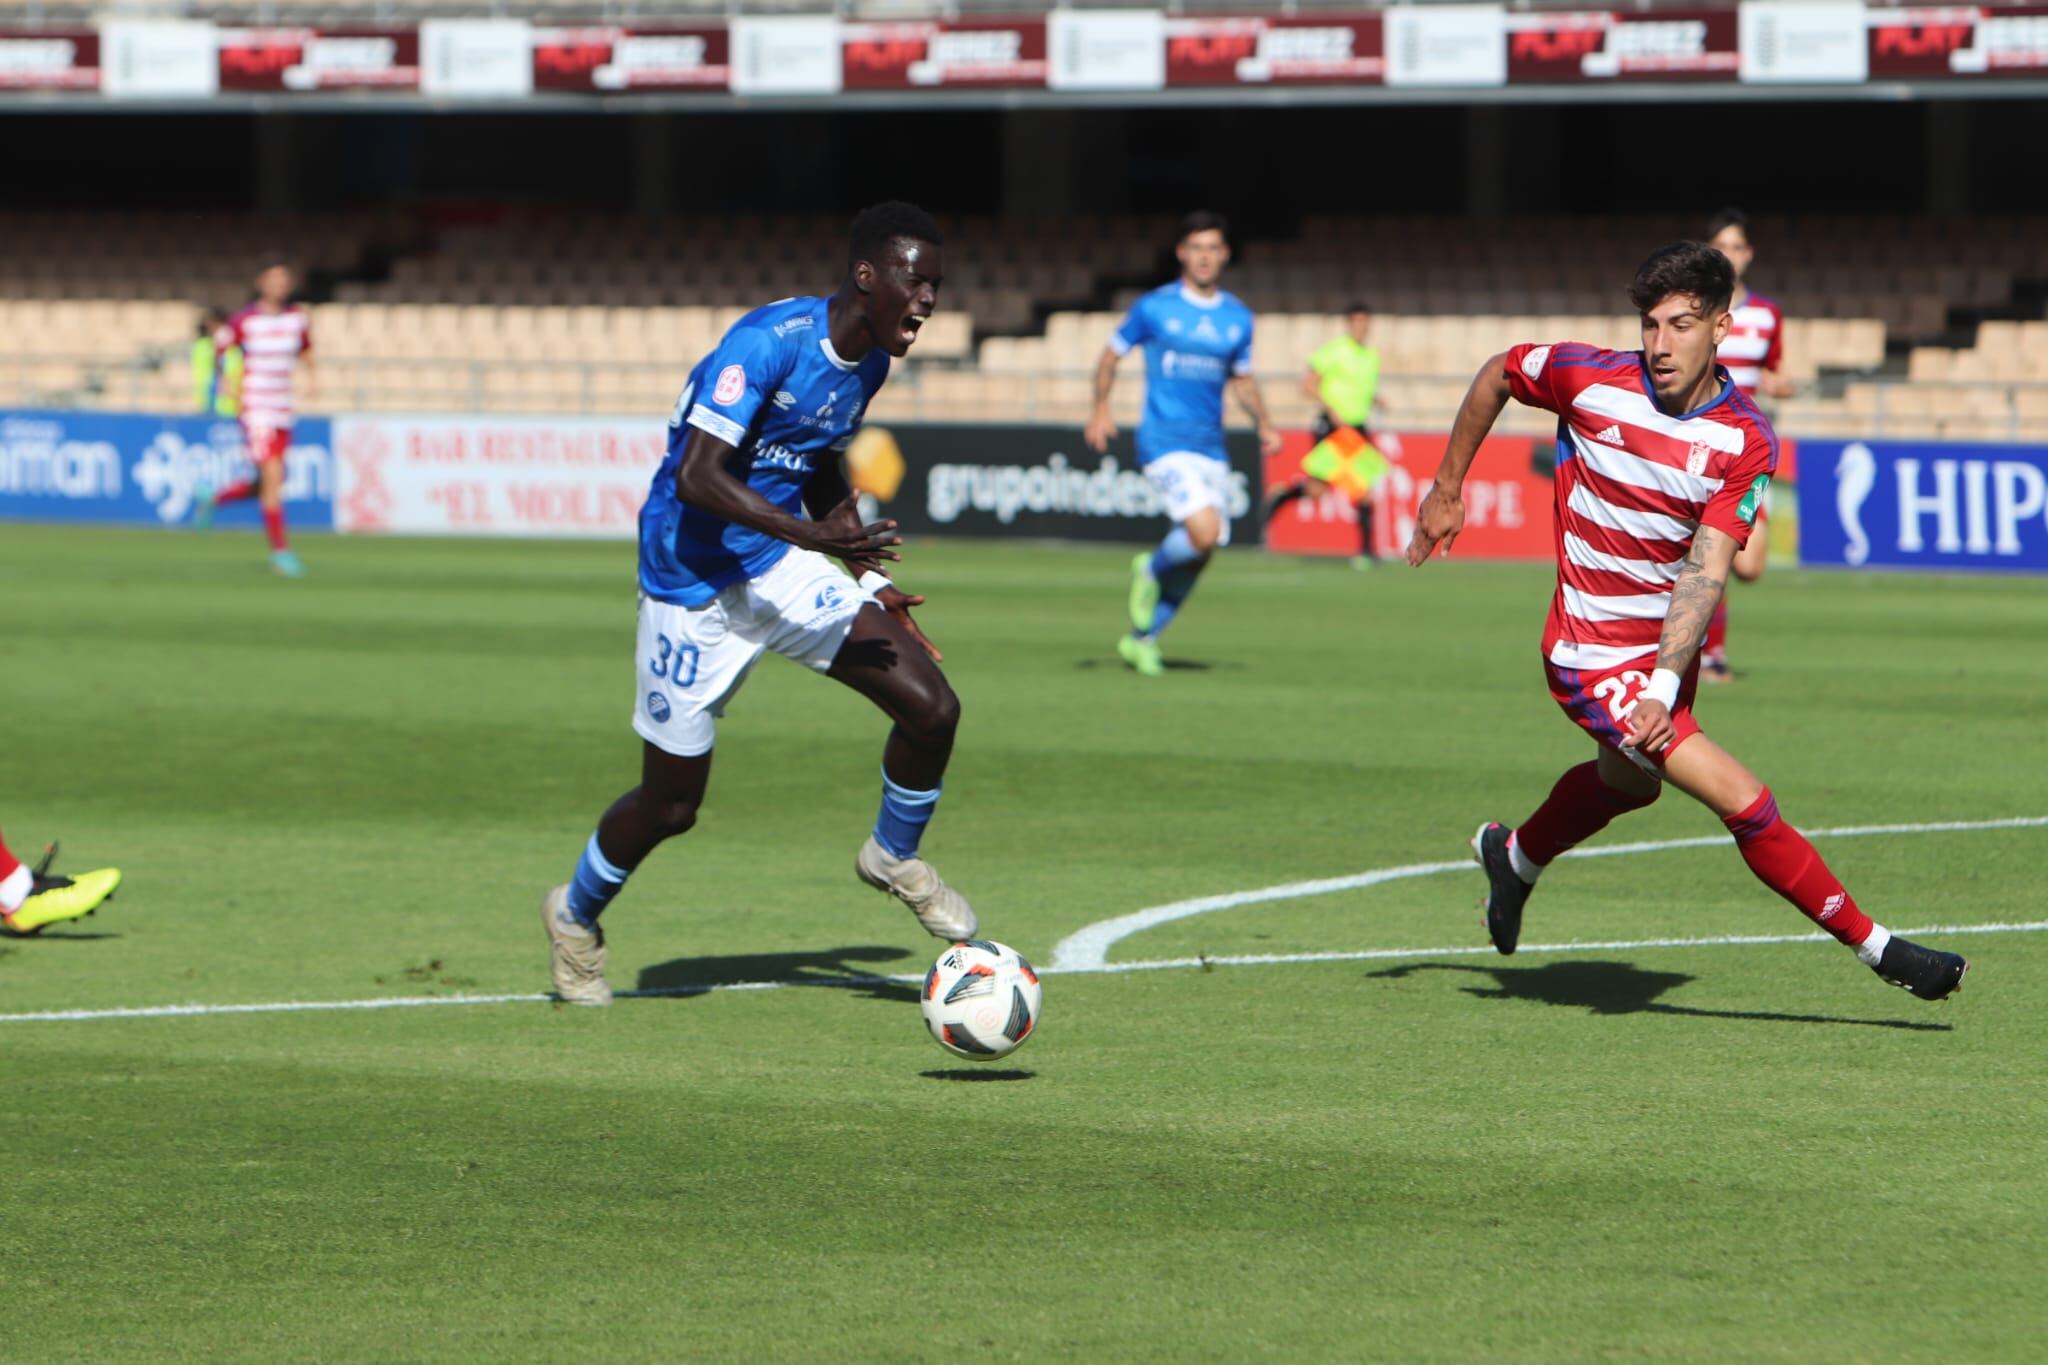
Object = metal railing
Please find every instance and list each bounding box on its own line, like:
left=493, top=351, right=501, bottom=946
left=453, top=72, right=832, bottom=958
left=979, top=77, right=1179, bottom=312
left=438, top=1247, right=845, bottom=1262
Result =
left=10, top=352, right=2048, bottom=442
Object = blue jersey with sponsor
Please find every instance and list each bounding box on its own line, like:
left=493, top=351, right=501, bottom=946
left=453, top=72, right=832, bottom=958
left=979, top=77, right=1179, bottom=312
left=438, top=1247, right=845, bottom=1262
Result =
left=1110, top=284, right=1256, bottom=465
left=640, top=296, right=890, bottom=606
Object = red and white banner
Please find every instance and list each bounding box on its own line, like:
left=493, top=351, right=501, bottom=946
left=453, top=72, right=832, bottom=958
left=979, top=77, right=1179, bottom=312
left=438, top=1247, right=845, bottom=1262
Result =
left=334, top=415, right=662, bottom=537
left=1164, top=15, right=1384, bottom=85
left=1867, top=6, right=2048, bottom=76
left=1262, top=431, right=1554, bottom=561
left=1506, top=10, right=1739, bottom=81
left=532, top=26, right=728, bottom=91
left=842, top=20, right=1046, bottom=88
left=217, top=29, right=418, bottom=91
left=0, top=31, right=99, bottom=90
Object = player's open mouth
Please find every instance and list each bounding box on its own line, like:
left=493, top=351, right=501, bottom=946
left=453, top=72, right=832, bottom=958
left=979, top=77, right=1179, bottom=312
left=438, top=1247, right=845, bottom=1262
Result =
left=900, top=315, right=925, bottom=347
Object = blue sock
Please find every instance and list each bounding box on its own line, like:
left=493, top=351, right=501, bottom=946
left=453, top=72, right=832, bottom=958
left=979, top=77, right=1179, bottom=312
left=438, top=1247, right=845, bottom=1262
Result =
left=1147, top=526, right=1203, bottom=581
left=873, top=769, right=942, bottom=860
left=1145, top=559, right=1207, bottom=638
left=565, top=832, right=629, bottom=926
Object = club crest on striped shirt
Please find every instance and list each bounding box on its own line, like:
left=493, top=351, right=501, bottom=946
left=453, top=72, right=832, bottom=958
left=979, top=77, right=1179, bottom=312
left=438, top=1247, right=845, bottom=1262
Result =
left=1686, top=441, right=1713, bottom=478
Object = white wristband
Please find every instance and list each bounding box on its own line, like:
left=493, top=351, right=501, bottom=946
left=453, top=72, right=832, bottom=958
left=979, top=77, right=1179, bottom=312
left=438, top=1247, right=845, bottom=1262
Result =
left=858, top=570, right=891, bottom=595
left=1643, top=668, right=1683, bottom=710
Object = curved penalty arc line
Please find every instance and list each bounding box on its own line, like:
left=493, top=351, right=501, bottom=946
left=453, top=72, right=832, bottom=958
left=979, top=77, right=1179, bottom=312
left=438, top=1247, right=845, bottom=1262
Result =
left=1046, top=815, right=2048, bottom=973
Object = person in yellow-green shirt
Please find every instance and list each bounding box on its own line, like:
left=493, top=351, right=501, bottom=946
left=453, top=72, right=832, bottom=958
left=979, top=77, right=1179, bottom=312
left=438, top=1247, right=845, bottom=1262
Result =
left=1262, top=302, right=1403, bottom=565
left=192, top=305, right=241, bottom=417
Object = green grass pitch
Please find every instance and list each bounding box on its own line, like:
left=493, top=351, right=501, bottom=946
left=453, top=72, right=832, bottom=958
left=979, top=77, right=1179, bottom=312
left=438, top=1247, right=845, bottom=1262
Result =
left=3, top=523, right=2045, bottom=1360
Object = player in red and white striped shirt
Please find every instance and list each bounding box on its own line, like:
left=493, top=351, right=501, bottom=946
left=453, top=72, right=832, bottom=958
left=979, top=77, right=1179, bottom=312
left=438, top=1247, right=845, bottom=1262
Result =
left=1407, top=242, right=1966, bottom=1001
left=193, top=261, right=316, bottom=577
left=1700, top=209, right=1787, bottom=679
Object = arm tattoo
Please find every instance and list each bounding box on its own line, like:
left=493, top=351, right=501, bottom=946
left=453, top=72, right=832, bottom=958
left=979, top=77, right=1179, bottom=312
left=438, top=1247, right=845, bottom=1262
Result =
left=1656, top=537, right=1728, bottom=676
left=1093, top=351, right=1118, bottom=406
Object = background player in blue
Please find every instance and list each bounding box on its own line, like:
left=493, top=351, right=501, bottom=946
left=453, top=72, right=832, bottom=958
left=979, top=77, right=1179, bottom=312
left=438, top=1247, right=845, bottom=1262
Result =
left=541, top=202, right=974, bottom=1006
left=1085, top=210, right=1282, bottom=677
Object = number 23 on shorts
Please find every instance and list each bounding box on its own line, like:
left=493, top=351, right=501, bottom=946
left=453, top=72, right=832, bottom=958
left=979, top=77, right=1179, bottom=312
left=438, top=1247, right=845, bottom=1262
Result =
left=1592, top=669, right=1651, bottom=725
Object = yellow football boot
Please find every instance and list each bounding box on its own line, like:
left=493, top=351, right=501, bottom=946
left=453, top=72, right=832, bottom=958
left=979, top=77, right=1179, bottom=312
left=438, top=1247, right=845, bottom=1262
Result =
left=4, top=850, right=121, bottom=935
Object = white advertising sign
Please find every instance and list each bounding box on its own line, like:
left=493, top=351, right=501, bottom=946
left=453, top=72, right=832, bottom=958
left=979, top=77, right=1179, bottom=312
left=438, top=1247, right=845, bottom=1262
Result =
left=1739, top=2, right=1869, bottom=82
left=730, top=16, right=843, bottom=95
left=1048, top=10, right=1167, bottom=91
left=1384, top=6, right=1508, bottom=87
left=101, top=22, right=219, bottom=97
left=333, top=415, right=663, bottom=538
left=421, top=19, right=535, bottom=98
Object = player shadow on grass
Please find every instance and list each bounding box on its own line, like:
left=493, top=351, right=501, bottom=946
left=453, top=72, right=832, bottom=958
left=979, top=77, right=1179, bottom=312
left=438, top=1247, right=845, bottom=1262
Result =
left=1367, top=960, right=1951, bottom=1032
left=1073, top=658, right=1239, bottom=672
left=0, top=931, right=122, bottom=942
left=631, top=945, right=920, bottom=1004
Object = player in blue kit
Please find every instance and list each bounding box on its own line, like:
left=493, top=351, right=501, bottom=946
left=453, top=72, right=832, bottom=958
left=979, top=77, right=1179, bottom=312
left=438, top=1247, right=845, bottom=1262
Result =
left=1086, top=210, right=1281, bottom=677
left=542, top=202, right=974, bottom=1006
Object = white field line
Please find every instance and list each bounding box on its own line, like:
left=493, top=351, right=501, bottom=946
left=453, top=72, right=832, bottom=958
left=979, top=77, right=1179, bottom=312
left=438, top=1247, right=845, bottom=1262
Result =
left=1, top=816, right=2041, bottom=1027
left=1047, top=815, right=2048, bottom=971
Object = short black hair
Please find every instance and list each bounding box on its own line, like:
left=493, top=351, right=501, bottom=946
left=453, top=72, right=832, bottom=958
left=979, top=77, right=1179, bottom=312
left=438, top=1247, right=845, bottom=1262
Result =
left=1178, top=210, right=1229, bottom=244
left=848, top=201, right=943, bottom=271
left=1346, top=300, right=1373, bottom=316
left=1628, top=241, right=1734, bottom=317
left=1706, top=206, right=1749, bottom=240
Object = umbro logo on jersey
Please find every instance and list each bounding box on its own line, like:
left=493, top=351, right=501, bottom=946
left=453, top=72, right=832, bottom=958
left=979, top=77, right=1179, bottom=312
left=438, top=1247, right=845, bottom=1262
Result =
left=772, top=390, right=796, bottom=409
left=1594, top=425, right=1624, bottom=446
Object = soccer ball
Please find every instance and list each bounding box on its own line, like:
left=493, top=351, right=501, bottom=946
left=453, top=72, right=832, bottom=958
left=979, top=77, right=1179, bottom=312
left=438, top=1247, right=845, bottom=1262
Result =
left=920, top=939, right=1042, bottom=1060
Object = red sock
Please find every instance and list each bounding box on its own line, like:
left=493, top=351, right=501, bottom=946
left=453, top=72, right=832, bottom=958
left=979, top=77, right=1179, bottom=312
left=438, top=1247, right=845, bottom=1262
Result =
left=262, top=504, right=289, bottom=552
left=0, top=830, right=25, bottom=914
left=215, top=479, right=257, bottom=504
left=1704, top=601, right=1728, bottom=661
left=1724, top=789, right=1874, bottom=947
left=1513, top=761, right=1659, bottom=868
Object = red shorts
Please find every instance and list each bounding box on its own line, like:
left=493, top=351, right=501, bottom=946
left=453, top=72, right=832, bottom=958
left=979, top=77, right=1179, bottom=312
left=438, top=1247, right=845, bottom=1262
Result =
left=1544, top=655, right=1701, bottom=772
left=242, top=420, right=292, bottom=464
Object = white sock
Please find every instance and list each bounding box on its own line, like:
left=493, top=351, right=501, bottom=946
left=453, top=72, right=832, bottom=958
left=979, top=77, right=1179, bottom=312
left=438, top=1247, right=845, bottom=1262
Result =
left=1506, top=831, right=1543, bottom=885
left=1854, top=923, right=1891, bottom=968
left=0, top=862, right=32, bottom=913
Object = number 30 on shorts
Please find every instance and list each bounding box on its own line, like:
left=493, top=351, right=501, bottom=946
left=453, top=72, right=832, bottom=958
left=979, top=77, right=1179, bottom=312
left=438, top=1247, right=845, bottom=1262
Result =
left=1592, top=670, right=1650, bottom=723
left=650, top=635, right=699, bottom=687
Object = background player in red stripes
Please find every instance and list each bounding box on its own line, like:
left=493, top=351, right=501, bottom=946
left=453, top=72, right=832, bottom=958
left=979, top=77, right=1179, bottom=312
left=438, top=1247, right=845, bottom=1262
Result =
left=1407, top=242, right=1966, bottom=1002
left=193, top=260, right=316, bottom=578
left=1701, top=208, right=1787, bottom=680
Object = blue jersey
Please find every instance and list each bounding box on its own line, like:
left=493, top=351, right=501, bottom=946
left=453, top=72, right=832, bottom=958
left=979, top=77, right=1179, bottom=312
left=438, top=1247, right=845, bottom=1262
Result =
left=640, top=296, right=890, bottom=606
left=1110, top=284, right=1256, bottom=465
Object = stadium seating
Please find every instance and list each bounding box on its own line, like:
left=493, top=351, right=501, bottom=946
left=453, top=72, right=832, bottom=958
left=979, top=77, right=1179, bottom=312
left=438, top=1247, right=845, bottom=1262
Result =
left=3, top=207, right=2045, bottom=441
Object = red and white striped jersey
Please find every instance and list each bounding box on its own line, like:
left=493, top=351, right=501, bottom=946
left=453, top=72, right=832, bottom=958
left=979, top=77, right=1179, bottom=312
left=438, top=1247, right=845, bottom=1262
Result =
left=218, top=303, right=312, bottom=428
left=1716, top=291, right=1783, bottom=397
left=1503, top=342, right=1778, bottom=673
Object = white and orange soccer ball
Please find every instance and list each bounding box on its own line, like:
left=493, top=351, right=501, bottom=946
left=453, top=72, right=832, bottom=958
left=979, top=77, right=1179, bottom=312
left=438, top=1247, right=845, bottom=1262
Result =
left=920, top=939, right=1042, bottom=1060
